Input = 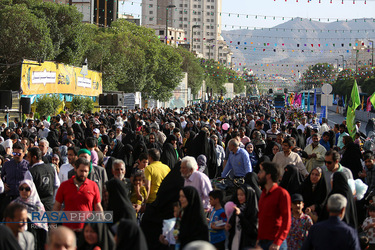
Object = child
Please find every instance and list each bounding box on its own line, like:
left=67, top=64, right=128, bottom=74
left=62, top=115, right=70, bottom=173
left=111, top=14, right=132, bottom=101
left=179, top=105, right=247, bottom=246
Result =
left=208, top=190, right=226, bottom=250
left=159, top=202, right=180, bottom=250
left=130, top=171, right=147, bottom=214
left=362, top=203, right=375, bottom=250
left=354, top=132, right=361, bottom=146
left=225, top=184, right=258, bottom=250
left=287, top=194, right=313, bottom=249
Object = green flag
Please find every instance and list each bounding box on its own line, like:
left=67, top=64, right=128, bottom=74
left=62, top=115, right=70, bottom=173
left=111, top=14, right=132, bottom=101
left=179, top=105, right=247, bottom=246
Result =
left=370, top=93, right=375, bottom=108
left=346, top=80, right=360, bottom=138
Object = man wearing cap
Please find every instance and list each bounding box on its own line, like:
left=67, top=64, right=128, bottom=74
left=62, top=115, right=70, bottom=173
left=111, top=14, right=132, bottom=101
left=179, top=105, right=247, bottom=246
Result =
left=301, top=194, right=360, bottom=250
left=67, top=148, right=108, bottom=201
left=150, top=122, right=166, bottom=144
left=37, top=122, right=50, bottom=139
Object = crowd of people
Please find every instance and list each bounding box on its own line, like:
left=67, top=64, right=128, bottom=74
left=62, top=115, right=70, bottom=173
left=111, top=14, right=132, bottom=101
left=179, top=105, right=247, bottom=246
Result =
left=0, top=96, right=374, bottom=250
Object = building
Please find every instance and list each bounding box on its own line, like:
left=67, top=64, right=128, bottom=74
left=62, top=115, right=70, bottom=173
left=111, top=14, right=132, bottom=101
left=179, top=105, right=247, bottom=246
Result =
left=69, top=0, right=117, bottom=26
left=141, top=0, right=230, bottom=60
left=118, top=14, right=141, bottom=26
left=148, top=25, right=186, bottom=46
left=350, top=40, right=374, bottom=71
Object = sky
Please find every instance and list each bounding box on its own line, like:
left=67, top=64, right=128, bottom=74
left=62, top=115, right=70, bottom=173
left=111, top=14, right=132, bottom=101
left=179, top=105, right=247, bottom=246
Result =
left=118, top=0, right=375, bottom=30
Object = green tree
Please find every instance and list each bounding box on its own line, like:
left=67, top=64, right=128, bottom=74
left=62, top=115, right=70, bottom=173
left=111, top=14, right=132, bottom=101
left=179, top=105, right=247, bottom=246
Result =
left=0, top=3, right=54, bottom=90
left=300, top=63, right=336, bottom=89
left=36, top=94, right=62, bottom=116
left=71, top=96, right=94, bottom=113
left=176, top=47, right=204, bottom=95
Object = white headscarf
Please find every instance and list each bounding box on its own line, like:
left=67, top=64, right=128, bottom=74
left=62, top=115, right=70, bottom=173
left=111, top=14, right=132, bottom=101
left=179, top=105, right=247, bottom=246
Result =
left=12, top=180, right=48, bottom=231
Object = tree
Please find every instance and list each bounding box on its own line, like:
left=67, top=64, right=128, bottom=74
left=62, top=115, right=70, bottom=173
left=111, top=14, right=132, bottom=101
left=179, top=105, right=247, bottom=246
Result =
left=300, top=63, right=336, bottom=89
left=71, top=96, right=94, bottom=113
left=176, top=47, right=204, bottom=95
left=36, top=94, right=62, bottom=116
left=0, top=3, right=54, bottom=90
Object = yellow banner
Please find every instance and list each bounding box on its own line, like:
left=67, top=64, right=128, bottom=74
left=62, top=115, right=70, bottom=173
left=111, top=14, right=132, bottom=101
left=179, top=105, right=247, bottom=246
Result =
left=21, top=60, right=102, bottom=96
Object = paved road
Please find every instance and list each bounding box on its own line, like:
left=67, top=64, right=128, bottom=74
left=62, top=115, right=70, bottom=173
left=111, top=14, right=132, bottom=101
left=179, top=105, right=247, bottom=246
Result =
left=320, top=108, right=368, bottom=134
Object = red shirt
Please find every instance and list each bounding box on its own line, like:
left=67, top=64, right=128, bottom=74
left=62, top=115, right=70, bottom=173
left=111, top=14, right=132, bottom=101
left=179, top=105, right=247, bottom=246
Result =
left=258, top=183, right=291, bottom=246
left=55, top=176, right=101, bottom=230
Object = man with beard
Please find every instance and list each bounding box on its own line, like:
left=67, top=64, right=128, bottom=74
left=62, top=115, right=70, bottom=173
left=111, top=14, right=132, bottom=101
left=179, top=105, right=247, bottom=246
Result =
left=304, top=133, right=326, bottom=173
left=53, top=157, right=102, bottom=231
left=257, top=162, right=291, bottom=250
left=58, top=146, right=79, bottom=183
left=180, top=156, right=212, bottom=211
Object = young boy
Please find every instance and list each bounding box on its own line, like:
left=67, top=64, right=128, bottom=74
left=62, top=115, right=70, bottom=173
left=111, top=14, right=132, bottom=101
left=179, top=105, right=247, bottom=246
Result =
left=287, top=194, right=313, bottom=250
left=362, top=203, right=375, bottom=250
left=208, top=190, right=226, bottom=250
left=130, top=171, right=147, bottom=214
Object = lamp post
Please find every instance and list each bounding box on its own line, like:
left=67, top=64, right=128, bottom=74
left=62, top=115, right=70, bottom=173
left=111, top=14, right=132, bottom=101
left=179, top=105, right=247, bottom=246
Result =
left=231, top=56, right=235, bottom=70
left=191, top=25, right=199, bottom=53
left=339, top=55, right=344, bottom=70
left=165, top=5, right=176, bottom=45
left=335, top=59, right=339, bottom=72
left=369, top=40, right=374, bottom=67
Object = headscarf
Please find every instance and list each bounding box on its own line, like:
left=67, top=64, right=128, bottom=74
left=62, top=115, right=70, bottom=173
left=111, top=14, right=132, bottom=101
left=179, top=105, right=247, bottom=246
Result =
left=140, top=162, right=184, bottom=249
left=106, top=178, right=136, bottom=224
left=12, top=180, right=48, bottom=231
left=161, top=143, right=178, bottom=169
left=279, top=165, right=304, bottom=196
left=300, top=166, right=327, bottom=214
left=197, top=154, right=207, bottom=174
left=78, top=223, right=115, bottom=250
left=227, top=184, right=258, bottom=249
left=244, top=172, right=262, bottom=200
left=340, top=141, right=363, bottom=179
left=245, top=142, right=259, bottom=167
left=179, top=186, right=209, bottom=248
left=115, top=219, right=148, bottom=250
left=319, top=172, right=358, bottom=229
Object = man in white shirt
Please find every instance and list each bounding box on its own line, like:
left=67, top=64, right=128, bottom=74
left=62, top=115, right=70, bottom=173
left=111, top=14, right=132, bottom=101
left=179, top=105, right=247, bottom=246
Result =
left=272, top=137, right=308, bottom=178
left=297, top=117, right=310, bottom=132
left=304, top=133, right=327, bottom=173
left=58, top=146, right=79, bottom=183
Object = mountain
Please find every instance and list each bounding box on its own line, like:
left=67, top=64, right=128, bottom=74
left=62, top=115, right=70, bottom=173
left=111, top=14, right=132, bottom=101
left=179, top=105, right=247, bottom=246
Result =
left=221, top=18, right=375, bottom=84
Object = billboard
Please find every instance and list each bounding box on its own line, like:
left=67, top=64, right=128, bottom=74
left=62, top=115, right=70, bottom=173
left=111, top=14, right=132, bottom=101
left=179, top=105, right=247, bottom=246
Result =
left=21, top=60, right=102, bottom=96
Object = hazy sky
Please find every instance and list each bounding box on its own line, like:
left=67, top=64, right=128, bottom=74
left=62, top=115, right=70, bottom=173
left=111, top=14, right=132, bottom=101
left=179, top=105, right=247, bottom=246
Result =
left=119, top=0, right=375, bottom=30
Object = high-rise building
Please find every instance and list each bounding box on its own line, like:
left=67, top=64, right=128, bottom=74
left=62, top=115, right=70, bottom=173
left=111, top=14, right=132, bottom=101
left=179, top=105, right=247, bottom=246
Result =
left=142, top=0, right=230, bottom=62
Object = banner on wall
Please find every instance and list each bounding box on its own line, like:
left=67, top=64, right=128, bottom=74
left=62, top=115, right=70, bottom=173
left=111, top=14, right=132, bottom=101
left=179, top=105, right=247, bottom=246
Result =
left=21, top=60, right=102, bottom=96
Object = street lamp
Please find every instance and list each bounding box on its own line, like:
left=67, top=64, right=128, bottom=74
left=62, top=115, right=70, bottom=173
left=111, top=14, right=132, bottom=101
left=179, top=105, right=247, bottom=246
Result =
left=191, top=25, right=199, bottom=53
left=339, top=55, right=344, bottom=70
left=165, top=5, right=176, bottom=45
left=369, top=40, right=374, bottom=67
left=335, top=59, right=339, bottom=72
left=231, top=56, right=235, bottom=70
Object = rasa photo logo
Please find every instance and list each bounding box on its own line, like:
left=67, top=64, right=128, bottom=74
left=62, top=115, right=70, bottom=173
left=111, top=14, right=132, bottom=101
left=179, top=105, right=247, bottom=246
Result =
left=30, top=211, right=113, bottom=223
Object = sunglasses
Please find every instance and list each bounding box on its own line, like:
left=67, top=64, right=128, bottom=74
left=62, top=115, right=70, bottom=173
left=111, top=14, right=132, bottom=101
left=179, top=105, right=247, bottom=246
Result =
left=19, top=186, right=31, bottom=192
left=324, top=161, right=333, bottom=164
left=12, top=152, right=22, bottom=156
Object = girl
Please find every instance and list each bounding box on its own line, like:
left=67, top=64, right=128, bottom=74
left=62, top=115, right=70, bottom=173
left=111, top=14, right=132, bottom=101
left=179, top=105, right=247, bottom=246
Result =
left=225, top=184, right=258, bottom=249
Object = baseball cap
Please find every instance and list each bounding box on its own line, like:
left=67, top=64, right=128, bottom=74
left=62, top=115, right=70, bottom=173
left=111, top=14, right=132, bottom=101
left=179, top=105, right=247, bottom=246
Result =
left=291, top=193, right=304, bottom=203
left=93, top=128, right=100, bottom=134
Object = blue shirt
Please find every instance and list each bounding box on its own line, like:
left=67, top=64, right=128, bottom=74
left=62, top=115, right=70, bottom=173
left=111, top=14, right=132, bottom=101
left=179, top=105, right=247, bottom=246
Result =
left=319, top=138, right=330, bottom=152
left=1, top=159, right=30, bottom=196
left=209, top=207, right=226, bottom=244
left=221, top=147, right=252, bottom=177
left=301, top=216, right=360, bottom=250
